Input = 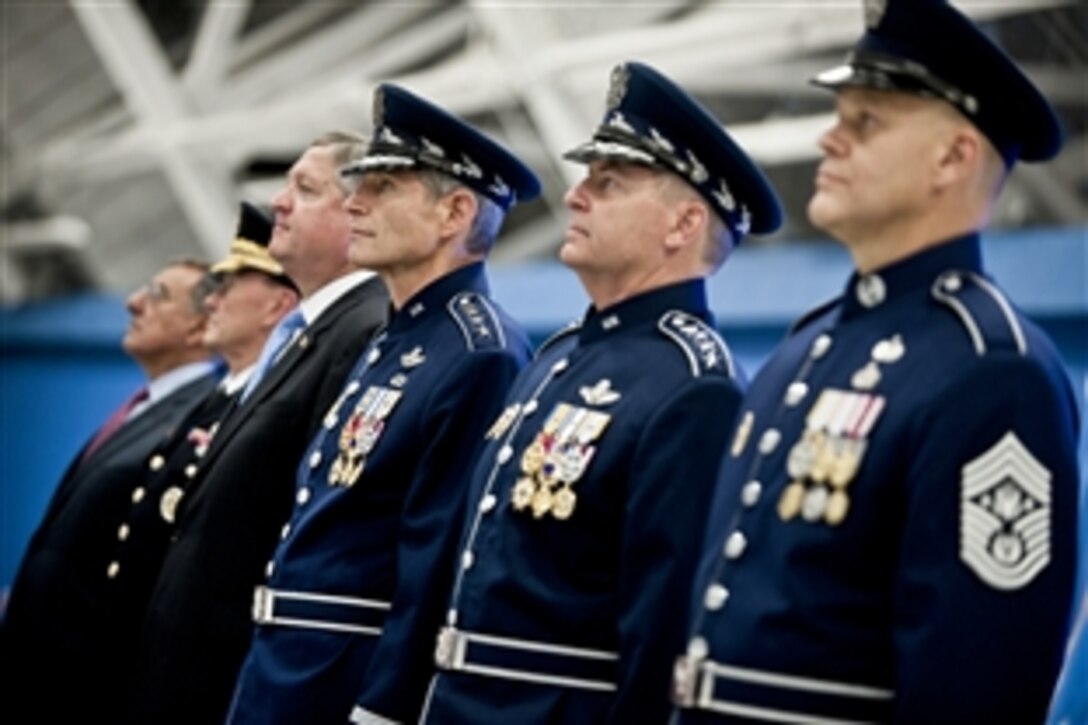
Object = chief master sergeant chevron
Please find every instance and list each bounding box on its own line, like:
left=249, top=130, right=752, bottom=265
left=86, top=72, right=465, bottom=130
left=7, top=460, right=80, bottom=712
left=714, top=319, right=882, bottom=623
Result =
left=673, top=1, right=1080, bottom=723
left=225, top=83, right=537, bottom=725
left=421, top=60, right=783, bottom=724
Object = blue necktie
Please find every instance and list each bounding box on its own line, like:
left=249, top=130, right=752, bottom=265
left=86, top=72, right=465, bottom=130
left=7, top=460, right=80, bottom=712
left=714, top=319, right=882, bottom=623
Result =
left=240, top=308, right=305, bottom=403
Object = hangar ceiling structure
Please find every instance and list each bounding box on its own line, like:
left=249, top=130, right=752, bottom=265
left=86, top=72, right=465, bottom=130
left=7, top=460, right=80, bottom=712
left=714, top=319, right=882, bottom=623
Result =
left=2, top=0, right=1085, bottom=302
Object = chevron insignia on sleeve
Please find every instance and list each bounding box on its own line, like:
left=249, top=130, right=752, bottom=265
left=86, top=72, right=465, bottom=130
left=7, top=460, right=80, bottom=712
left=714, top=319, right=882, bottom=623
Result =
left=959, top=431, right=1051, bottom=590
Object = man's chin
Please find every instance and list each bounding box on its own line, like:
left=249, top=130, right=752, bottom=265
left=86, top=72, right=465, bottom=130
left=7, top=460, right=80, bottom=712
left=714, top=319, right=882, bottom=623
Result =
left=806, top=195, right=841, bottom=234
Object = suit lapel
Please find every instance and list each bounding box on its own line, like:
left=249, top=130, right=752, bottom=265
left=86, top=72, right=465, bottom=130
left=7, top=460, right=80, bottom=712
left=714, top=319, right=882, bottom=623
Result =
left=195, top=278, right=380, bottom=471
left=44, top=373, right=217, bottom=524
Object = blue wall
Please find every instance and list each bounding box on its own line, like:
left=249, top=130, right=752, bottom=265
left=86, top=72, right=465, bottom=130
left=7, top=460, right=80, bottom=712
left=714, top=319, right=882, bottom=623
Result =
left=2, top=226, right=1085, bottom=590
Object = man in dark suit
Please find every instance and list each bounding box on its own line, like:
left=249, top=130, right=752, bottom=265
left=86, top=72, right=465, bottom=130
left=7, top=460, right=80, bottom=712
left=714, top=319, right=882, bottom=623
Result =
left=97, top=201, right=299, bottom=713
left=1, top=258, right=220, bottom=722
left=129, top=132, right=389, bottom=725
left=673, top=2, right=1079, bottom=723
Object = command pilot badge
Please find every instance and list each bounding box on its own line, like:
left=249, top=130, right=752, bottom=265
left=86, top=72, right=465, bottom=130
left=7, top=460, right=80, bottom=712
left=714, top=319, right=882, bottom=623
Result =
left=960, top=431, right=1051, bottom=590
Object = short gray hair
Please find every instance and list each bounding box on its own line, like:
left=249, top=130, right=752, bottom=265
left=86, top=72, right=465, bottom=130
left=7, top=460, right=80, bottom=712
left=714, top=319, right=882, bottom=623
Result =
left=416, top=169, right=505, bottom=255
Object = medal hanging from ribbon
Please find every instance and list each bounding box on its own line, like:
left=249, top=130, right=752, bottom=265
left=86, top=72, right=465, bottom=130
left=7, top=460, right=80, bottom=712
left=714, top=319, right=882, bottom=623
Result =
left=328, top=385, right=402, bottom=487
left=511, top=402, right=610, bottom=521
left=779, top=388, right=885, bottom=526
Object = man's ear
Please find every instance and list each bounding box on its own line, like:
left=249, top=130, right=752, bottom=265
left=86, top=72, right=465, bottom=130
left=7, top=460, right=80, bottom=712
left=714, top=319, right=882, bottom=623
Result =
left=664, top=200, right=708, bottom=252
left=184, top=314, right=210, bottom=348
left=934, top=126, right=983, bottom=191
left=439, top=188, right=479, bottom=240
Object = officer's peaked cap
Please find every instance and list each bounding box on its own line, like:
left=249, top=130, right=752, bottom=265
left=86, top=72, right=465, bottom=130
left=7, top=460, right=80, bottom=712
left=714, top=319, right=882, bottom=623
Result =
left=812, top=0, right=1062, bottom=166
left=342, top=83, right=542, bottom=212
left=563, top=61, right=783, bottom=242
left=211, top=201, right=295, bottom=289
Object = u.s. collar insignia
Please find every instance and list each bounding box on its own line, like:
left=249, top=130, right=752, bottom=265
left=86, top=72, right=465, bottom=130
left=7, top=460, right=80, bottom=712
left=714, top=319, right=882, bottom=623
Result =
left=864, top=0, right=886, bottom=29
left=401, top=346, right=425, bottom=368
left=578, top=379, right=621, bottom=406
left=960, top=431, right=1051, bottom=590
left=606, top=63, right=630, bottom=110
left=372, top=86, right=386, bottom=128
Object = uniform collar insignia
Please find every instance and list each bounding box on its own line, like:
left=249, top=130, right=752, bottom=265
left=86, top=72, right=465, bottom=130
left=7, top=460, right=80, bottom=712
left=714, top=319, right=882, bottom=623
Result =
left=579, top=378, right=621, bottom=406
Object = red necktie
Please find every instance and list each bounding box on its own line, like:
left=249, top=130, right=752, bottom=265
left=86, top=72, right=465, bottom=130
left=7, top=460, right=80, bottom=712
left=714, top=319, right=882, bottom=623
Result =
left=80, top=387, right=149, bottom=463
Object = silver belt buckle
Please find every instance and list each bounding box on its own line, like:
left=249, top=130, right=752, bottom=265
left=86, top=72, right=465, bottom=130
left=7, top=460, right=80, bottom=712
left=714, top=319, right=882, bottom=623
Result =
left=434, top=626, right=466, bottom=670
left=671, top=654, right=703, bottom=708
left=252, top=585, right=275, bottom=624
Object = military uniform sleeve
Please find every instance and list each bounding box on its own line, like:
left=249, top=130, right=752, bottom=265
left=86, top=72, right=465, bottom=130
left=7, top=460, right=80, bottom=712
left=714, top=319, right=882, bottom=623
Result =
left=608, top=376, right=744, bottom=724
left=892, top=353, right=1079, bottom=724
left=353, top=350, right=524, bottom=722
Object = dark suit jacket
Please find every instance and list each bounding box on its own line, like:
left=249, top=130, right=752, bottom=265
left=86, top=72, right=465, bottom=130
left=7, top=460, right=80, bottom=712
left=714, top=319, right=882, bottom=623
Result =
left=1, top=370, right=219, bottom=723
left=128, top=275, right=388, bottom=725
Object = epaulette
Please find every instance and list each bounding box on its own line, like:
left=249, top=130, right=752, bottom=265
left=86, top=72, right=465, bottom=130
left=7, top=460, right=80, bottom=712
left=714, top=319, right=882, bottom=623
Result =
left=787, top=296, right=841, bottom=336
left=931, top=270, right=1027, bottom=356
left=447, top=292, right=506, bottom=351
left=534, top=320, right=580, bottom=360
left=658, top=310, right=735, bottom=378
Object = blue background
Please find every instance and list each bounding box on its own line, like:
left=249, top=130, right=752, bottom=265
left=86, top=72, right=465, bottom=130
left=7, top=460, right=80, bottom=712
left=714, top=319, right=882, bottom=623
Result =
left=2, top=227, right=1085, bottom=593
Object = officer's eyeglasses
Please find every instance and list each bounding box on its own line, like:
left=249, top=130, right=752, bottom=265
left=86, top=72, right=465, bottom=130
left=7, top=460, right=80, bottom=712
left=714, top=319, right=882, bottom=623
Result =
left=139, top=280, right=174, bottom=303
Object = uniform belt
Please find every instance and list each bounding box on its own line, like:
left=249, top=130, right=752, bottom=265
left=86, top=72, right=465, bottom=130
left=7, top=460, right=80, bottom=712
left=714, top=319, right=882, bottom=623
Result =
left=252, top=585, right=390, bottom=636
left=672, top=655, right=894, bottom=724
left=434, top=626, right=618, bottom=692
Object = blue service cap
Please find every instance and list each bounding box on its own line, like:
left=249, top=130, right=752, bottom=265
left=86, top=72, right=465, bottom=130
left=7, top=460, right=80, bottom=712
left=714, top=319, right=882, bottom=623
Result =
left=341, top=83, right=541, bottom=211
left=812, top=0, right=1062, bottom=166
left=563, top=61, right=783, bottom=242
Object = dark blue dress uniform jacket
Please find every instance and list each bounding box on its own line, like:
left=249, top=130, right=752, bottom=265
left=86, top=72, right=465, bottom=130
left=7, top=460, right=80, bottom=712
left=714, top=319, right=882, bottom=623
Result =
left=227, top=263, right=530, bottom=725
left=423, top=279, right=746, bottom=724
left=675, top=234, right=1079, bottom=725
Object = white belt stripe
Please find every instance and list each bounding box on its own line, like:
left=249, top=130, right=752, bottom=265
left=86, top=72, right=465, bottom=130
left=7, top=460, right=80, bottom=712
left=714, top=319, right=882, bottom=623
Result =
left=462, top=630, right=618, bottom=661
left=442, top=628, right=618, bottom=692
left=254, top=586, right=390, bottom=636
left=262, top=616, right=382, bottom=637
left=705, top=661, right=893, bottom=699
left=457, top=662, right=616, bottom=692
left=699, top=698, right=878, bottom=725
left=263, top=588, right=392, bottom=610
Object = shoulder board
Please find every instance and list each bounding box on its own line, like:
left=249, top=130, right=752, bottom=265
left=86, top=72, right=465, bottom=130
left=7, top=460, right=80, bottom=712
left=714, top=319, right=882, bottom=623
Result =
left=658, top=310, right=735, bottom=378
left=931, top=270, right=1027, bottom=356
left=447, top=292, right=506, bottom=351
left=534, top=320, right=581, bottom=359
left=788, top=296, right=841, bottom=336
